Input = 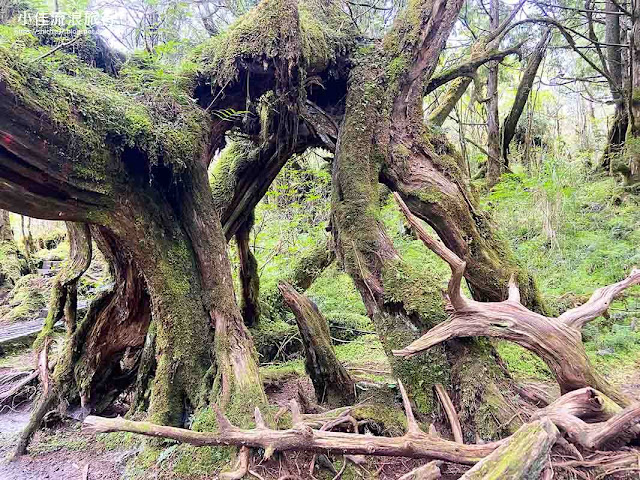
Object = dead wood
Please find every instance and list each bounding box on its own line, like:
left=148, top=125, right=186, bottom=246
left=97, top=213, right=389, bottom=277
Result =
left=84, top=380, right=503, bottom=464
left=392, top=193, right=636, bottom=406
left=459, top=418, right=558, bottom=479
left=278, top=281, right=355, bottom=406
left=434, top=384, right=463, bottom=443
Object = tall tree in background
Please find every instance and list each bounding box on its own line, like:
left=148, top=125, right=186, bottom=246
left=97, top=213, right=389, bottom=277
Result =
left=486, top=0, right=502, bottom=186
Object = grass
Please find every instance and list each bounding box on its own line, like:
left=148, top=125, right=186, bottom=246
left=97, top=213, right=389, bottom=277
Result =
left=484, top=158, right=640, bottom=382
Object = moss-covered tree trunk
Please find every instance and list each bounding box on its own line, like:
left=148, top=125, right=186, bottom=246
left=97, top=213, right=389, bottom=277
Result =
left=602, top=0, right=628, bottom=171
left=331, top=0, right=543, bottom=439
left=278, top=281, right=355, bottom=406
left=236, top=215, right=261, bottom=327
left=485, top=0, right=502, bottom=187
left=0, top=209, right=12, bottom=241
left=501, top=30, right=550, bottom=164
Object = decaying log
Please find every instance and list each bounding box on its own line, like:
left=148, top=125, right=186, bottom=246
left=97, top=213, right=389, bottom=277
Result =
left=278, top=281, right=355, bottom=406
left=391, top=193, right=637, bottom=406
left=84, top=380, right=502, bottom=464
left=532, top=387, right=624, bottom=423
left=459, top=418, right=558, bottom=479
left=398, top=460, right=442, bottom=480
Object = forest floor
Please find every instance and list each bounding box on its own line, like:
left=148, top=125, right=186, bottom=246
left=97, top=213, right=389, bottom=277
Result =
left=0, top=163, right=638, bottom=479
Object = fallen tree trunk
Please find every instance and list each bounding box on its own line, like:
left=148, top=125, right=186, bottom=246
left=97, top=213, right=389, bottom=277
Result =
left=278, top=281, right=355, bottom=406
left=459, top=418, right=558, bottom=479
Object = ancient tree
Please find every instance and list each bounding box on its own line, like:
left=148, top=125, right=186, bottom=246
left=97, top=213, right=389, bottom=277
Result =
left=2, top=0, right=638, bottom=474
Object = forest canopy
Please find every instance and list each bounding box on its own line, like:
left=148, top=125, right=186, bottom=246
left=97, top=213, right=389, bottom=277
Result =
left=0, top=0, right=639, bottom=478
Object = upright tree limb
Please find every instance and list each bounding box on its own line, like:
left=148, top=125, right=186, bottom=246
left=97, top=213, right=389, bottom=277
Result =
left=278, top=281, right=356, bottom=406
left=502, top=29, right=551, bottom=163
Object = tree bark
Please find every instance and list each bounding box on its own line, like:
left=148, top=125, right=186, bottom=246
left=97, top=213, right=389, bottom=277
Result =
left=0, top=209, right=12, bottom=241
left=502, top=29, right=551, bottom=163
left=331, top=0, right=538, bottom=440
left=601, top=0, right=628, bottom=170
left=486, top=0, right=502, bottom=187
left=622, top=4, right=640, bottom=189
left=236, top=215, right=261, bottom=327
left=278, top=281, right=355, bottom=406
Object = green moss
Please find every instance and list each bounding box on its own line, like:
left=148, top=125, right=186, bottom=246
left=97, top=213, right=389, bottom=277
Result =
left=0, top=274, right=48, bottom=324
left=0, top=240, right=25, bottom=287
left=97, top=431, right=139, bottom=451
left=29, top=428, right=90, bottom=454
left=386, top=55, right=409, bottom=85
left=198, top=0, right=354, bottom=83
left=495, top=341, right=552, bottom=381
left=0, top=25, right=209, bottom=190
left=351, top=403, right=408, bottom=437
left=209, top=138, right=259, bottom=212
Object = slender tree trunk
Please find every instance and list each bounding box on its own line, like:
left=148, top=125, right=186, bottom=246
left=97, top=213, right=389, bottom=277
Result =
left=486, top=0, right=501, bottom=187
left=502, top=29, right=550, bottom=163
left=624, top=3, right=640, bottom=189
left=278, top=281, right=355, bottom=406
left=236, top=214, right=261, bottom=327
left=602, top=0, right=628, bottom=170
left=429, top=77, right=473, bottom=127
left=0, top=209, right=12, bottom=241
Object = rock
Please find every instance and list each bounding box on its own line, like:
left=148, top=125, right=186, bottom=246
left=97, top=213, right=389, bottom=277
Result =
left=596, top=348, right=614, bottom=356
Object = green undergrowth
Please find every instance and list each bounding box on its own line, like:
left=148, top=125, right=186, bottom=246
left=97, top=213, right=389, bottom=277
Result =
left=484, top=159, right=640, bottom=383
left=0, top=274, right=48, bottom=324
left=29, top=425, right=90, bottom=454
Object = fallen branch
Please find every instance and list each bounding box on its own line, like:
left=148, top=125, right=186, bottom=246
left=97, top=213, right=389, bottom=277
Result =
left=0, top=370, right=38, bottom=405
left=391, top=192, right=633, bottom=406
left=84, top=380, right=502, bottom=464
left=398, top=460, right=442, bottom=479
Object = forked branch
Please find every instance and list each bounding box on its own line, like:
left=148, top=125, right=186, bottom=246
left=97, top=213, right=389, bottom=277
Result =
left=394, top=193, right=467, bottom=310
left=392, top=191, right=633, bottom=405
left=558, top=268, right=640, bottom=328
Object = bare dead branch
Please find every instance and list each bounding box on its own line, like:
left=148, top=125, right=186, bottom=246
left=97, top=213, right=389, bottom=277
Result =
left=398, top=460, right=443, bottom=479
left=558, top=268, right=640, bottom=328
left=393, top=193, right=468, bottom=310
left=84, top=399, right=503, bottom=464
left=434, top=384, right=463, bottom=443
left=507, top=274, right=521, bottom=304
